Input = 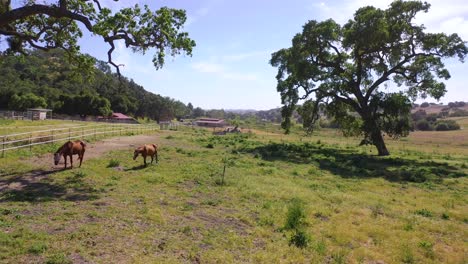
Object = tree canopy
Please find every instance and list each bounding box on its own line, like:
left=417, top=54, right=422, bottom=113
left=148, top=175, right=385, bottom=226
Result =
left=270, top=0, right=467, bottom=155
left=0, top=0, right=195, bottom=75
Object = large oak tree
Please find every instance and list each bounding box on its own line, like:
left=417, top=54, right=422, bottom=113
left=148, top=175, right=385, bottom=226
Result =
left=0, top=0, right=195, bottom=75
left=270, top=0, right=467, bottom=155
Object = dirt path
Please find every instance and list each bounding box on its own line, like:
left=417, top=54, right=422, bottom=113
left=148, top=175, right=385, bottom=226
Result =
left=1, top=134, right=161, bottom=192
left=31, top=134, right=161, bottom=169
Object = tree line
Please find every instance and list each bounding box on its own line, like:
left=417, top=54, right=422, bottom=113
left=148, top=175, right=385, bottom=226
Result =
left=0, top=50, right=195, bottom=122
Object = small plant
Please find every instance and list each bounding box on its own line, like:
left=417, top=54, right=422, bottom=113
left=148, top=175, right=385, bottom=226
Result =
left=441, top=213, right=450, bottom=220
left=28, top=242, right=48, bottom=254
left=284, top=199, right=306, bottom=230
left=206, top=143, right=214, bottom=148
left=74, top=171, right=86, bottom=178
left=415, top=209, right=433, bottom=217
left=216, top=155, right=234, bottom=186
left=107, top=159, right=120, bottom=168
left=331, top=250, right=347, bottom=264
left=418, top=241, right=435, bottom=259
left=288, top=229, right=310, bottom=248
left=314, top=239, right=326, bottom=255
left=283, top=198, right=310, bottom=248
left=45, top=253, right=72, bottom=264
left=401, top=245, right=415, bottom=264
left=370, top=203, right=385, bottom=218
left=181, top=226, right=192, bottom=235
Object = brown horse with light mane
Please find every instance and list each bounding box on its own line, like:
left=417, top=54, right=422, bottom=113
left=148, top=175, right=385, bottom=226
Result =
left=54, top=140, right=86, bottom=169
left=133, top=144, right=158, bottom=166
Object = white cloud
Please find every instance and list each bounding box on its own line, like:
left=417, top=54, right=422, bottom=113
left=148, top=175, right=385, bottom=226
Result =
left=191, top=62, right=224, bottom=73
left=186, top=6, right=211, bottom=26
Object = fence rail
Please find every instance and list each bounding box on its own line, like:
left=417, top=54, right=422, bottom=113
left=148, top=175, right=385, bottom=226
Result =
left=1, top=123, right=158, bottom=157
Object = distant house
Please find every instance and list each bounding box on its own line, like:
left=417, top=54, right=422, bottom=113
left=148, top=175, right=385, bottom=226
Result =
left=98, top=112, right=138, bottom=124
left=195, top=118, right=226, bottom=127
left=26, top=108, right=52, bottom=120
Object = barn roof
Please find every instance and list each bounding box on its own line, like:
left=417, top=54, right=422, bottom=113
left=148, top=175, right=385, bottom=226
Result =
left=111, top=113, right=133, bottom=119
left=196, top=119, right=225, bottom=124
left=27, top=108, right=52, bottom=112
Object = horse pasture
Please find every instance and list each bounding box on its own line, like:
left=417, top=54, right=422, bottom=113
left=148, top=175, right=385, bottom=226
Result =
left=0, top=121, right=466, bottom=263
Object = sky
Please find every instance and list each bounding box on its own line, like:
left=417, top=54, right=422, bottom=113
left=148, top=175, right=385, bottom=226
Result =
left=28, top=0, right=468, bottom=110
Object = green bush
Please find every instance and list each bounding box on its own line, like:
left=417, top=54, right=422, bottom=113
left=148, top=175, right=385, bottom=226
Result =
left=284, top=199, right=306, bottom=230
left=415, top=120, right=433, bottom=131
left=107, top=159, right=120, bottom=168
left=434, top=120, right=460, bottom=131
left=289, top=229, right=310, bottom=248
left=415, top=208, right=433, bottom=217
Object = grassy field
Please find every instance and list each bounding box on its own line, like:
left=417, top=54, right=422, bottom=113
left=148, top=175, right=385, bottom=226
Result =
left=0, top=122, right=466, bottom=263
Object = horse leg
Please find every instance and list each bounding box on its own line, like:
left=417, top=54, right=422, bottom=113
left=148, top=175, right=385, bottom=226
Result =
left=155, top=151, right=158, bottom=163
left=79, top=154, right=83, bottom=167
left=70, top=154, right=73, bottom=168
left=143, top=154, right=147, bottom=166
left=63, top=154, right=67, bottom=169
left=150, top=154, right=154, bottom=164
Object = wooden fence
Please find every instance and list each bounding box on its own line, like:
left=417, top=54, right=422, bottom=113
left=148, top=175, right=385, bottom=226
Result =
left=1, top=123, right=158, bottom=157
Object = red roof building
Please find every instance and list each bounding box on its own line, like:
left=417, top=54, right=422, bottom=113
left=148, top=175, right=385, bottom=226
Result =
left=98, top=112, right=137, bottom=123
left=111, top=113, right=133, bottom=120
left=195, top=118, right=226, bottom=127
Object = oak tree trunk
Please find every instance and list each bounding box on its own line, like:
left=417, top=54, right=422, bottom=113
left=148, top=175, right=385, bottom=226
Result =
left=371, top=129, right=389, bottom=156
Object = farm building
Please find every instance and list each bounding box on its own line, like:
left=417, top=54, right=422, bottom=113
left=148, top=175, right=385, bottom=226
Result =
left=26, top=108, right=52, bottom=120
left=98, top=113, right=138, bottom=124
left=195, top=118, right=226, bottom=127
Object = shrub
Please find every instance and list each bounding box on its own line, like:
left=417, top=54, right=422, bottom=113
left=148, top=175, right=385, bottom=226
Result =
left=415, top=120, right=432, bottom=131
left=289, top=229, right=310, bottom=248
left=28, top=242, right=48, bottom=254
left=107, top=159, right=120, bottom=168
left=425, top=113, right=438, bottom=122
left=411, top=109, right=426, bottom=121
left=284, top=199, right=306, bottom=230
left=415, top=209, right=433, bottom=217
left=449, top=108, right=468, bottom=117
left=420, top=102, right=430, bottom=107
left=435, top=120, right=460, bottom=131
left=206, top=143, right=214, bottom=148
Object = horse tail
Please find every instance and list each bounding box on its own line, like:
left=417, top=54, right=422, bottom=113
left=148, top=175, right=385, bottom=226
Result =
left=152, top=144, right=157, bottom=150
left=79, top=141, right=87, bottom=148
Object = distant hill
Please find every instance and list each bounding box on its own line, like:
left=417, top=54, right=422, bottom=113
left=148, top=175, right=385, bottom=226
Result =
left=224, top=109, right=258, bottom=114
left=412, top=102, right=468, bottom=116
left=0, top=50, right=191, bottom=121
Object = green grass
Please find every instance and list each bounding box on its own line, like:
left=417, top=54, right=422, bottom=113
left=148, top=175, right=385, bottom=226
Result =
left=0, top=125, right=466, bottom=263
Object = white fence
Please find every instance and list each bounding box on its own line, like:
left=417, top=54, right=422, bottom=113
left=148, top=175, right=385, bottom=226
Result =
left=0, top=123, right=158, bottom=157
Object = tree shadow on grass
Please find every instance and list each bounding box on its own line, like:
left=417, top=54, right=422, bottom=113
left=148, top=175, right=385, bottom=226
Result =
left=0, top=169, right=100, bottom=202
left=242, top=142, right=466, bottom=182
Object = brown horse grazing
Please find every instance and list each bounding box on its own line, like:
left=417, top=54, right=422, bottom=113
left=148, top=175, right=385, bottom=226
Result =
left=133, top=144, right=158, bottom=166
left=54, top=140, right=86, bottom=169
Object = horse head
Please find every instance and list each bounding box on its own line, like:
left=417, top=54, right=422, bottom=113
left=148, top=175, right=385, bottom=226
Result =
left=54, top=152, right=61, bottom=165
left=133, top=148, right=142, bottom=160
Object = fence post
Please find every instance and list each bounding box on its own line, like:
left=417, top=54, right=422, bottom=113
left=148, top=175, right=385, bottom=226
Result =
left=29, top=133, right=32, bottom=154
left=68, top=128, right=71, bottom=141
left=1, top=136, right=4, bottom=158
left=82, top=127, right=84, bottom=139
left=52, top=130, right=54, bottom=142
